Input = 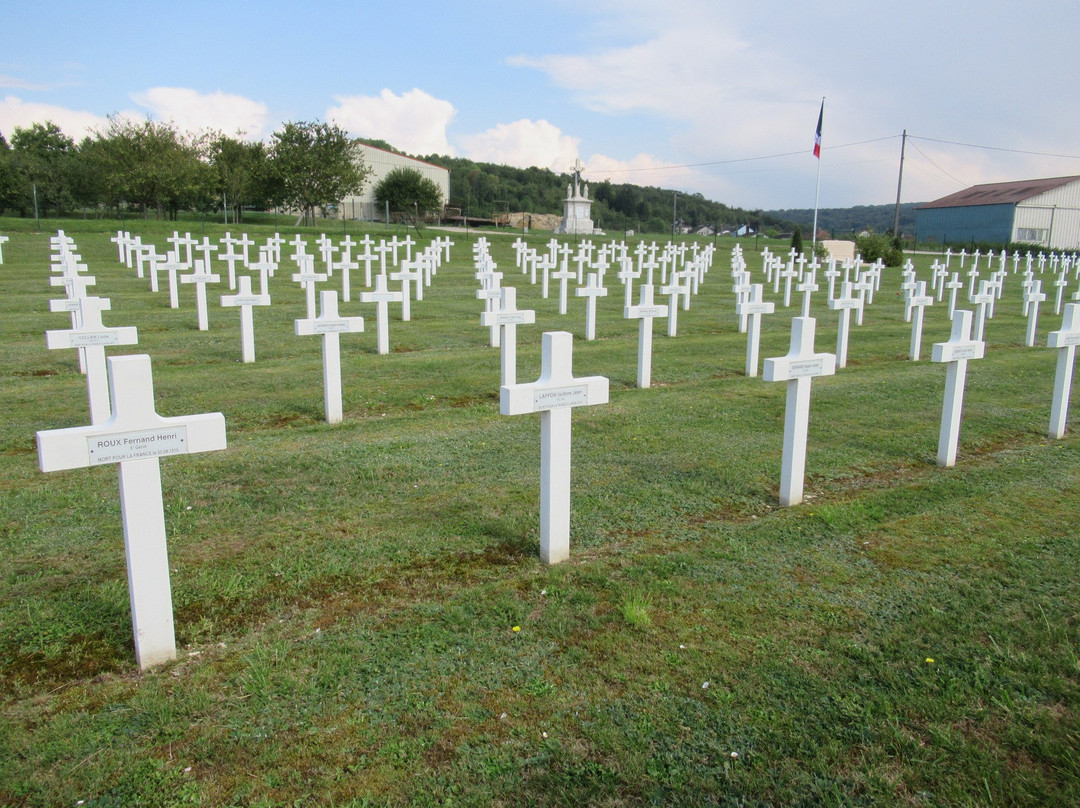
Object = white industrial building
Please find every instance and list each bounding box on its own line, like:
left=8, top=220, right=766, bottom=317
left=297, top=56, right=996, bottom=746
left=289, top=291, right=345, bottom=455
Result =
left=335, top=143, right=450, bottom=222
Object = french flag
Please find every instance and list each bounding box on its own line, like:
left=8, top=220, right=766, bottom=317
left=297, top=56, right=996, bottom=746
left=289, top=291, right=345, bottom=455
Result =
left=813, top=101, right=823, bottom=159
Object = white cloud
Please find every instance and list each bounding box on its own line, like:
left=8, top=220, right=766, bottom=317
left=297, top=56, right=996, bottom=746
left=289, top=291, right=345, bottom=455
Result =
left=130, top=87, right=269, bottom=138
left=327, top=88, right=456, bottom=156
left=0, top=95, right=109, bottom=140
left=582, top=152, right=695, bottom=190
left=458, top=119, right=579, bottom=171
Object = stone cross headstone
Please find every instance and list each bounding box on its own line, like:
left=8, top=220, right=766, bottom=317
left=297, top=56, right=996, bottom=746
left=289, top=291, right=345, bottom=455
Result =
left=736, top=283, right=775, bottom=377
left=180, top=259, right=221, bottom=331
left=359, top=273, right=403, bottom=355
left=294, top=291, right=365, bottom=424
left=481, top=286, right=536, bottom=386
left=945, top=272, right=964, bottom=318
left=797, top=271, right=819, bottom=318
left=160, top=251, right=186, bottom=309
left=500, top=331, right=609, bottom=564
left=292, top=256, right=328, bottom=319
left=1048, top=303, right=1080, bottom=439
left=36, top=354, right=226, bottom=669
left=763, top=316, right=837, bottom=506
left=931, top=309, right=985, bottom=467
left=575, top=272, right=608, bottom=340
left=552, top=259, right=576, bottom=316
left=828, top=280, right=863, bottom=369
left=660, top=275, right=690, bottom=337
left=220, top=275, right=271, bottom=363
left=969, top=280, right=995, bottom=343
left=46, top=296, right=138, bottom=423
left=908, top=280, right=934, bottom=361
left=624, top=284, right=669, bottom=389
left=1024, top=279, right=1047, bottom=347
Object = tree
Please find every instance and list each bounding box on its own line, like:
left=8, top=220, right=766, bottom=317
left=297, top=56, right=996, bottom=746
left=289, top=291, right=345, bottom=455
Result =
left=0, top=133, right=20, bottom=215
left=791, top=226, right=804, bottom=256
left=373, top=167, right=444, bottom=222
left=207, top=133, right=269, bottom=223
left=86, top=117, right=211, bottom=219
left=9, top=121, right=76, bottom=216
left=268, top=121, right=370, bottom=226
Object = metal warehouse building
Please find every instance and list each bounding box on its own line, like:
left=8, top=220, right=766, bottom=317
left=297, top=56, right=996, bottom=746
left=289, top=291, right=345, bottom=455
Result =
left=335, top=143, right=450, bottom=222
left=915, top=175, right=1080, bottom=250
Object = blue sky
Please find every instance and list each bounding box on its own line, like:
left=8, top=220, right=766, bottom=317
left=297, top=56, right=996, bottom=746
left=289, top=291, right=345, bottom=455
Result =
left=3, top=0, right=1080, bottom=210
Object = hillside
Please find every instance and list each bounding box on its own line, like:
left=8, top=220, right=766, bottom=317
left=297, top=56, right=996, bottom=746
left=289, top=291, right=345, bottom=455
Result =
left=767, top=203, right=923, bottom=238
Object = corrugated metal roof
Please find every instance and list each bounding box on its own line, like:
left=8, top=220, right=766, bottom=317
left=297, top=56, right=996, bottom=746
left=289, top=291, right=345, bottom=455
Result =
left=916, top=176, right=1080, bottom=210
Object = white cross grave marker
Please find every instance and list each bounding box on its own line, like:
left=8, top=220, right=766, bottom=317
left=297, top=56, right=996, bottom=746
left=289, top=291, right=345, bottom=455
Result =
left=500, top=331, right=609, bottom=564
left=220, top=275, right=271, bottom=363
left=763, top=316, right=837, bottom=506
left=908, top=280, right=934, bottom=361
left=1048, top=303, right=1080, bottom=439
left=359, top=274, right=403, bottom=355
left=575, top=272, right=608, bottom=340
left=736, top=283, right=775, bottom=377
left=46, top=296, right=138, bottom=423
left=481, top=286, right=536, bottom=386
left=180, top=259, right=221, bottom=331
left=36, top=354, right=226, bottom=669
left=931, top=309, right=985, bottom=467
left=624, top=284, right=669, bottom=389
left=828, top=280, right=863, bottom=369
left=1025, top=279, right=1047, bottom=347
left=292, top=256, right=327, bottom=319
left=294, top=291, right=365, bottom=424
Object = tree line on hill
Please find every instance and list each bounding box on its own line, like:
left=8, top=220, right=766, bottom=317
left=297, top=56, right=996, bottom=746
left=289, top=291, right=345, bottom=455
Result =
left=767, top=203, right=921, bottom=239
left=1, top=117, right=907, bottom=237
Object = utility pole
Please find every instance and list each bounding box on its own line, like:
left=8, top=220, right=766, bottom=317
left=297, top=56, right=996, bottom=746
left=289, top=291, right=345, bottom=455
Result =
left=672, top=192, right=678, bottom=237
left=893, top=130, right=907, bottom=237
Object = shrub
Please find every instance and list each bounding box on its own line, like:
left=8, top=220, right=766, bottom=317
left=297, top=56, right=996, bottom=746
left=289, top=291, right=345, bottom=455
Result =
left=856, top=230, right=903, bottom=266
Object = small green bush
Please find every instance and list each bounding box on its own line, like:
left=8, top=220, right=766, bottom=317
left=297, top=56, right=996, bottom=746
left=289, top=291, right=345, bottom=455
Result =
left=856, top=230, right=903, bottom=266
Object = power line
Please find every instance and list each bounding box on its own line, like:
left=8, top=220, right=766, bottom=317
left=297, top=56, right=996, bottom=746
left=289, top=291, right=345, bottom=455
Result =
left=591, top=135, right=901, bottom=174
left=908, top=135, right=1080, bottom=161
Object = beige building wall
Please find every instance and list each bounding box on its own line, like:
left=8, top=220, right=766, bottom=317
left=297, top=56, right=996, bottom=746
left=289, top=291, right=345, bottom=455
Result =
left=336, top=144, right=450, bottom=221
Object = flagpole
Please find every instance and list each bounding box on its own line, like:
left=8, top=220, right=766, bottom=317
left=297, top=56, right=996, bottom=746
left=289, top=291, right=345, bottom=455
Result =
left=812, top=97, right=824, bottom=251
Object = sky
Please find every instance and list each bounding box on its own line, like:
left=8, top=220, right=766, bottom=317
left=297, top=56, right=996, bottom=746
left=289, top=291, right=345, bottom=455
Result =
left=3, top=0, right=1080, bottom=212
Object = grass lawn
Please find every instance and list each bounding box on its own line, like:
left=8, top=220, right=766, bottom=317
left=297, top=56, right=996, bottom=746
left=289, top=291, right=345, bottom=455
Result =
left=1, top=217, right=1078, bottom=807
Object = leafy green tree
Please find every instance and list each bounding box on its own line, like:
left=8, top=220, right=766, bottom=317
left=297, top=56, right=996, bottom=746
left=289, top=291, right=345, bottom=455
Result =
left=207, top=133, right=269, bottom=223
left=10, top=121, right=76, bottom=216
left=268, top=121, right=370, bottom=226
left=374, top=167, right=443, bottom=221
left=86, top=117, right=210, bottom=219
left=0, top=132, right=20, bottom=215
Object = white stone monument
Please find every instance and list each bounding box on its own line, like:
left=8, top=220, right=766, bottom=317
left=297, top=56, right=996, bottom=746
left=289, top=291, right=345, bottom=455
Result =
left=500, top=331, right=609, bottom=564
left=553, top=159, right=603, bottom=236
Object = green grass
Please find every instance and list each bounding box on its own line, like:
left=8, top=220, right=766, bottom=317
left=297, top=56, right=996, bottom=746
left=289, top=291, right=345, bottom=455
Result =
left=1, top=215, right=1078, bottom=806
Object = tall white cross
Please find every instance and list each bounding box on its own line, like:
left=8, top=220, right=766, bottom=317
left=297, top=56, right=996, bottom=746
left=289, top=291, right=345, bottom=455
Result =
left=1048, top=303, right=1080, bottom=439
left=220, top=275, right=272, bottom=363
left=294, top=291, right=365, bottom=424
left=575, top=272, right=608, bottom=340
left=36, top=354, right=226, bottom=669
left=292, top=256, right=328, bottom=319
left=828, top=280, right=863, bottom=369
left=763, top=316, right=837, bottom=506
left=46, top=296, right=138, bottom=423
left=481, top=286, right=536, bottom=386
left=180, top=259, right=221, bottom=331
left=736, top=283, right=775, bottom=377
left=1024, top=279, right=1047, bottom=347
left=624, top=284, right=669, bottom=389
left=931, top=309, right=985, bottom=467
left=359, top=274, right=403, bottom=355
left=500, top=331, right=609, bottom=564
left=908, top=280, right=935, bottom=361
